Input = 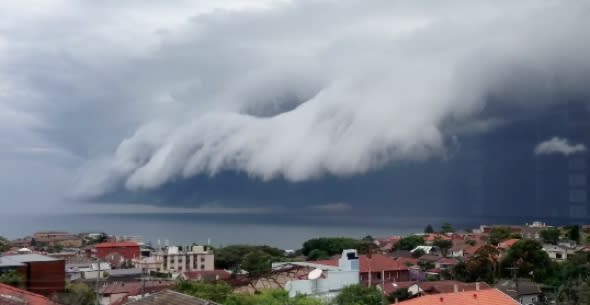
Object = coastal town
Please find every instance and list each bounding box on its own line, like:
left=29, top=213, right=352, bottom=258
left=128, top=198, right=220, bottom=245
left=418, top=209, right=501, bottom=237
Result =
left=1, top=221, right=590, bottom=305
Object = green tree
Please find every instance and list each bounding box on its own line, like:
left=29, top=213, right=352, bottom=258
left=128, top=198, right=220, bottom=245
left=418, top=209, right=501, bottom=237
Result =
left=334, top=284, right=383, bottom=305
left=241, top=250, right=272, bottom=277
left=500, top=239, right=554, bottom=281
left=0, top=236, right=10, bottom=253
left=0, top=270, right=23, bottom=287
left=215, top=245, right=285, bottom=270
left=175, top=280, right=233, bottom=304
left=424, top=225, right=434, bottom=234
left=433, top=239, right=453, bottom=257
left=540, top=228, right=561, bottom=245
left=566, top=225, right=581, bottom=244
left=53, top=283, right=97, bottom=305
left=307, top=249, right=331, bottom=260
left=225, top=289, right=326, bottom=305
left=301, top=238, right=364, bottom=257
left=387, top=288, right=412, bottom=303
left=394, top=235, right=424, bottom=251
left=488, top=227, right=511, bottom=245
left=412, top=248, right=426, bottom=258
left=440, top=223, right=455, bottom=234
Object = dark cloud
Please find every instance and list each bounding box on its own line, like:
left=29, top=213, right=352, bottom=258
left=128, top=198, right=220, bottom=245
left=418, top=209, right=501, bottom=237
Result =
left=1, top=1, right=590, bottom=218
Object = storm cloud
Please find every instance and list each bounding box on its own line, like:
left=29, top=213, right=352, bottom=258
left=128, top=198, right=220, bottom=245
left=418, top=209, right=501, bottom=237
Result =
left=1, top=1, right=590, bottom=212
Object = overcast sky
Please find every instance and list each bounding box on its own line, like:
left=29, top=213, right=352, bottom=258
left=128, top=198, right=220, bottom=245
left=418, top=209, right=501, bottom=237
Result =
left=1, top=0, right=590, bottom=215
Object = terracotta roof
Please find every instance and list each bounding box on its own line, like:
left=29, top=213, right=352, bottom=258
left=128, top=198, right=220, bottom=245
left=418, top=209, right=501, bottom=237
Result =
left=0, top=283, right=61, bottom=305
left=99, top=281, right=174, bottom=295
left=95, top=242, right=140, bottom=248
left=393, top=288, right=519, bottom=305
left=378, top=281, right=417, bottom=295
left=424, top=234, right=452, bottom=242
left=436, top=258, right=458, bottom=265
left=311, top=254, right=408, bottom=273
left=183, top=270, right=231, bottom=281
left=123, top=289, right=222, bottom=305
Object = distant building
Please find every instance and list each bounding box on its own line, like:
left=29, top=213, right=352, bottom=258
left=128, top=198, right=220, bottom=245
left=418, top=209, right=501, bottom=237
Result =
left=33, top=231, right=82, bottom=248
left=496, top=278, right=543, bottom=305
left=0, top=254, right=65, bottom=296
left=152, top=245, right=214, bottom=274
left=94, top=242, right=141, bottom=266
left=542, top=241, right=584, bottom=261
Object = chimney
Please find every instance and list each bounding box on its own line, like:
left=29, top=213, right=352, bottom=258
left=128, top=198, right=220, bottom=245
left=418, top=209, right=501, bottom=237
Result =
left=439, top=297, right=444, bottom=302
left=475, top=282, right=480, bottom=291
left=453, top=284, right=458, bottom=293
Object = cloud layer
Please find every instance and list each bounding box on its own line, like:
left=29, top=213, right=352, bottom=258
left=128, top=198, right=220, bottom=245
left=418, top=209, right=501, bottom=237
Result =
left=2, top=1, right=590, bottom=203
left=535, top=137, right=587, bottom=156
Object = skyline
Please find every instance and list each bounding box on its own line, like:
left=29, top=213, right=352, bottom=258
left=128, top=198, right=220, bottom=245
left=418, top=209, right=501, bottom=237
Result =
left=1, top=1, right=590, bottom=219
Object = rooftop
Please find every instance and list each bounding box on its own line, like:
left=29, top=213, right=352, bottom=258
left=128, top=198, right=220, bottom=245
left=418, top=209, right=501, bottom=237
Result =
left=0, top=254, right=60, bottom=266
left=95, top=242, right=140, bottom=248
left=312, top=254, right=408, bottom=273
left=123, top=289, right=222, bottom=305
left=0, top=282, right=61, bottom=305
left=394, top=288, right=520, bottom=305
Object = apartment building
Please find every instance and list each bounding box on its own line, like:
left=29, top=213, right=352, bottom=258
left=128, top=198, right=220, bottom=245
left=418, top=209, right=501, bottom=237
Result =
left=154, top=245, right=214, bottom=274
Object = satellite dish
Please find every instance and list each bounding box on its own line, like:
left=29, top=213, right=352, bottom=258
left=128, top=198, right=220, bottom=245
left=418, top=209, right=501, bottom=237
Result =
left=308, top=268, right=323, bottom=280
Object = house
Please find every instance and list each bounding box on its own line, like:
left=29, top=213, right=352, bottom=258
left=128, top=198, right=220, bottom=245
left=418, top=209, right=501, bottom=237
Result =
left=312, top=253, right=410, bottom=285
left=496, top=278, right=543, bottom=305
left=274, top=249, right=361, bottom=299
left=33, top=231, right=82, bottom=248
left=542, top=242, right=585, bottom=261
left=0, top=282, right=62, bottom=305
left=99, top=280, right=175, bottom=305
left=94, top=242, right=141, bottom=266
left=122, top=289, right=222, bottom=305
left=413, top=281, right=490, bottom=295
left=0, top=254, right=65, bottom=296
left=181, top=270, right=232, bottom=282
left=410, top=246, right=440, bottom=256
left=375, top=236, right=402, bottom=252
left=393, top=288, right=520, bottom=305
left=151, top=245, right=214, bottom=274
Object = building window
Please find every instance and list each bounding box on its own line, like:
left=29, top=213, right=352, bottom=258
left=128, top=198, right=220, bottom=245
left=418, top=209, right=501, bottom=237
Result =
left=201, top=257, right=205, bottom=262
left=201, top=264, right=205, bottom=270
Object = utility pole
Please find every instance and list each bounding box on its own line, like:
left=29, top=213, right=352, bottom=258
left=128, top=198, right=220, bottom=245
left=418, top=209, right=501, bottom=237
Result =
left=95, top=259, right=101, bottom=305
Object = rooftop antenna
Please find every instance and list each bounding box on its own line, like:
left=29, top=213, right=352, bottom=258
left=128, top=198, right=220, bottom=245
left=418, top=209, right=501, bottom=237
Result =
left=308, top=268, right=323, bottom=295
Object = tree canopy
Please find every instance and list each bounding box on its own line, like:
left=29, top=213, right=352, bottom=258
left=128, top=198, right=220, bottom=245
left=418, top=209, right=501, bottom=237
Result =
left=440, top=223, right=455, bottom=234
left=0, top=270, right=23, bottom=288
left=214, top=245, right=285, bottom=274
left=334, top=284, right=383, bottom=305
left=301, top=237, right=365, bottom=257
left=488, top=227, right=511, bottom=245
left=0, top=236, right=10, bottom=253
left=432, top=239, right=453, bottom=257
left=52, top=283, right=97, bottom=305
left=500, top=239, right=554, bottom=280
left=540, top=228, right=561, bottom=245
left=394, top=235, right=424, bottom=251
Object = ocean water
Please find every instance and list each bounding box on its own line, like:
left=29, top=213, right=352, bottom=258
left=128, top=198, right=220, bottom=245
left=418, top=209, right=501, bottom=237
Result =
left=0, top=213, right=574, bottom=249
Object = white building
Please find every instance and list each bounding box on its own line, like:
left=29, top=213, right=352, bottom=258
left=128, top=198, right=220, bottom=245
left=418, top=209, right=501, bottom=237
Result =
left=151, top=245, right=214, bottom=274
left=273, top=249, right=360, bottom=300
left=542, top=241, right=584, bottom=261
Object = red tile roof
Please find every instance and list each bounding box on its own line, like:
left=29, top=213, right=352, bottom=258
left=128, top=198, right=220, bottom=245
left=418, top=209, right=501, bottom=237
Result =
left=183, top=270, right=231, bottom=281
left=312, top=254, right=408, bottom=272
left=394, top=288, right=519, bottom=305
left=95, top=242, right=140, bottom=248
left=0, top=283, right=61, bottom=305
left=417, top=281, right=491, bottom=294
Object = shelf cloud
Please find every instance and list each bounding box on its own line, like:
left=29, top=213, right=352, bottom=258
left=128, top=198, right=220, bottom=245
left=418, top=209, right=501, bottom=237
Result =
left=1, top=1, right=590, bottom=206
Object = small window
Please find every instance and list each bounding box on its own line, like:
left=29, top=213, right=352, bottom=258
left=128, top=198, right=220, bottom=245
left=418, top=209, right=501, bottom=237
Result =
left=201, top=264, right=205, bottom=269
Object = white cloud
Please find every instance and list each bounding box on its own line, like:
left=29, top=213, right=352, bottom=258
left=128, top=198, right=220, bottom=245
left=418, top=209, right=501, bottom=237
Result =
left=1, top=1, right=590, bottom=201
left=534, top=137, right=586, bottom=156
